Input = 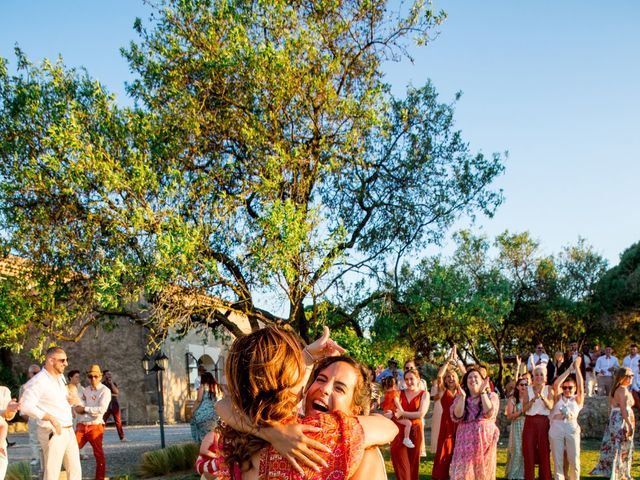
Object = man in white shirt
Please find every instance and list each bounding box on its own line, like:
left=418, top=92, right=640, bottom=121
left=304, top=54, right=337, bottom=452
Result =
left=622, top=344, right=640, bottom=408
left=74, top=365, right=111, bottom=480
left=594, top=346, right=619, bottom=396
left=20, top=347, right=81, bottom=480
left=527, top=343, right=550, bottom=372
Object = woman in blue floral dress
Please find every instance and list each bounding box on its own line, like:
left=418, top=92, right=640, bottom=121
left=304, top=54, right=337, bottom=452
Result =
left=190, top=372, right=221, bottom=442
left=591, top=367, right=635, bottom=479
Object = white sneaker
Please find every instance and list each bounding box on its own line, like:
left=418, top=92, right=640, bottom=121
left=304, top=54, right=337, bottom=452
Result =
left=30, top=459, right=39, bottom=466
left=402, top=438, right=415, bottom=449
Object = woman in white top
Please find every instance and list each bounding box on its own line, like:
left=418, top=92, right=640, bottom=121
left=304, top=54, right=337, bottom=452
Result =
left=549, top=357, right=584, bottom=480
left=522, top=365, right=554, bottom=480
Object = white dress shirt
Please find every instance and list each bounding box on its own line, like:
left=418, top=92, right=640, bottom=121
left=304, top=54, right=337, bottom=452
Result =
left=20, top=369, right=73, bottom=428
left=76, top=384, right=111, bottom=425
left=623, top=354, right=640, bottom=391
left=527, top=352, right=550, bottom=372
left=594, top=355, right=619, bottom=377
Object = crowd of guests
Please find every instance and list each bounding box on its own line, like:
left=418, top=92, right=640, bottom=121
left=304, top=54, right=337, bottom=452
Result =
left=193, top=335, right=638, bottom=480
left=1, top=333, right=637, bottom=480
left=0, top=353, right=127, bottom=480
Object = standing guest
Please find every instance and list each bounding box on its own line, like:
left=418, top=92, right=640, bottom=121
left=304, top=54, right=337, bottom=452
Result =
left=74, top=365, right=111, bottom=480
left=549, top=358, right=584, bottom=480
left=527, top=344, right=550, bottom=373
left=67, top=370, right=88, bottom=461
left=0, top=385, right=19, bottom=480
left=380, top=376, right=414, bottom=448
left=594, top=346, right=619, bottom=396
left=431, top=367, right=462, bottom=480
left=19, top=364, right=42, bottom=467
left=568, top=341, right=588, bottom=381
left=521, top=365, right=554, bottom=480
left=20, top=347, right=82, bottom=480
left=430, top=379, right=443, bottom=453
left=548, top=351, right=569, bottom=385
left=402, top=359, right=428, bottom=457
left=449, top=367, right=500, bottom=480
left=389, top=368, right=429, bottom=480
left=504, top=377, right=527, bottom=480
left=190, top=372, right=221, bottom=443
left=376, top=358, right=404, bottom=384
left=582, top=345, right=595, bottom=397
left=590, top=367, right=635, bottom=479
left=622, top=344, right=640, bottom=409
left=101, top=370, right=127, bottom=442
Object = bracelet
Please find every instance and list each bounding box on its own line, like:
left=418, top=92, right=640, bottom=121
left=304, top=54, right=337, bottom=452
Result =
left=302, top=347, right=316, bottom=364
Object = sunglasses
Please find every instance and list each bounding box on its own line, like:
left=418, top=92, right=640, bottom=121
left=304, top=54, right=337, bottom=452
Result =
left=87, top=375, right=100, bottom=379
left=54, top=358, right=68, bottom=363
left=562, top=385, right=575, bottom=390
left=518, top=383, right=528, bottom=387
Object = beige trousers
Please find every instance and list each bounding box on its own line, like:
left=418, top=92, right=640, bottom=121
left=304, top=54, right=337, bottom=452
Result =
left=37, top=426, right=81, bottom=480
left=549, top=420, right=580, bottom=480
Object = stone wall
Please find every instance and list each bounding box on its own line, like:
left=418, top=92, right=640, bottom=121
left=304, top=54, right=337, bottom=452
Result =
left=495, top=395, right=610, bottom=440
left=12, top=319, right=152, bottom=424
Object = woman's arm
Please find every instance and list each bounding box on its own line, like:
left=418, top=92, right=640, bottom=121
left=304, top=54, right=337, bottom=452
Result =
left=358, top=414, right=399, bottom=448
left=552, top=364, right=574, bottom=398
left=505, top=398, right=521, bottom=421
left=192, top=386, right=204, bottom=412
left=215, top=397, right=330, bottom=474
left=451, top=387, right=466, bottom=419
left=400, top=391, right=430, bottom=420
left=574, top=357, right=585, bottom=406
left=540, top=386, right=555, bottom=411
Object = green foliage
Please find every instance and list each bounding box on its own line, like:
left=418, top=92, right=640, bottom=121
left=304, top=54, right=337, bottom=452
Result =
left=5, top=461, right=31, bottom=480
left=592, top=241, right=640, bottom=343
left=370, top=230, right=608, bottom=390
left=137, top=442, right=199, bottom=478
left=0, top=0, right=504, bottom=348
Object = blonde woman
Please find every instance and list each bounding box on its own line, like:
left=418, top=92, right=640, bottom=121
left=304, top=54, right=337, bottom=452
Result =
left=591, top=366, right=635, bottom=479
left=522, top=365, right=554, bottom=480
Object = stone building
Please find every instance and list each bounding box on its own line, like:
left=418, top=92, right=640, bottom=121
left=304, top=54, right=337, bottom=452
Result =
left=2, top=255, right=251, bottom=424
left=10, top=314, right=250, bottom=424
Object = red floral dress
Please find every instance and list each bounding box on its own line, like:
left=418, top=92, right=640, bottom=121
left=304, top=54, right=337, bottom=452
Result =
left=198, top=411, right=365, bottom=480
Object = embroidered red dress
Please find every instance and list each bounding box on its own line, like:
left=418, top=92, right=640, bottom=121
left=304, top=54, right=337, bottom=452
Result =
left=198, top=411, right=365, bottom=480
left=390, top=389, right=425, bottom=480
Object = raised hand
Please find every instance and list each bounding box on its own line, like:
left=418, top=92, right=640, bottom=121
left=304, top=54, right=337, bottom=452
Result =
left=305, top=326, right=346, bottom=362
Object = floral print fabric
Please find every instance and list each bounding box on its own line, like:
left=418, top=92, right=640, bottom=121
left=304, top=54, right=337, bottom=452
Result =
left=591, top=408, right=634, bottom=479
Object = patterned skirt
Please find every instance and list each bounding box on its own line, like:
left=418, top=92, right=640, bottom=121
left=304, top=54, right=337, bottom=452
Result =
left=590, top=408, right=634, bottom=479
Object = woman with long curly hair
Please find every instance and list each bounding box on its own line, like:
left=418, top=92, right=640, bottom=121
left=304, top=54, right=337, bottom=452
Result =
left=449, top=366, right=500, bottom=480
left=196, top=325, right=397, bottom=479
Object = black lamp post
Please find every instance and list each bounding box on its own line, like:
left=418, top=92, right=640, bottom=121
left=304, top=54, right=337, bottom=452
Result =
left=142, top=351, right=169, bottom=448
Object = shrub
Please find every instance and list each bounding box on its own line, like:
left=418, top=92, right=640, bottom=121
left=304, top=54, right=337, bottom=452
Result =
left=137, top=442, right=199, bottom=478
left=5, top=461, right=31, bottom=480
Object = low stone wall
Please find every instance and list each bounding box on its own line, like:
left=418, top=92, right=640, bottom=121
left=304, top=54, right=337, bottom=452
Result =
left=496, top=395, right=610, bottom=439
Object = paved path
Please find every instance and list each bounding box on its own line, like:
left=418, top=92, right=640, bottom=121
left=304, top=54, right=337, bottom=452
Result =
left=7, top=424, right=194, bottom=478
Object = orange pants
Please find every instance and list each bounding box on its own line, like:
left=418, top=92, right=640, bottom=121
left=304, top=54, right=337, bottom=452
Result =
left=76, top=424, right=105, bottom=480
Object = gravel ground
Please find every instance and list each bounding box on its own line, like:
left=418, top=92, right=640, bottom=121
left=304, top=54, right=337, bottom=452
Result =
left=7, top=424, right=195, bottom=479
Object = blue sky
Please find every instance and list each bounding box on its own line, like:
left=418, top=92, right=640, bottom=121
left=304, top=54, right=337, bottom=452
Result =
left=1, top=0, right=639, bottom=267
